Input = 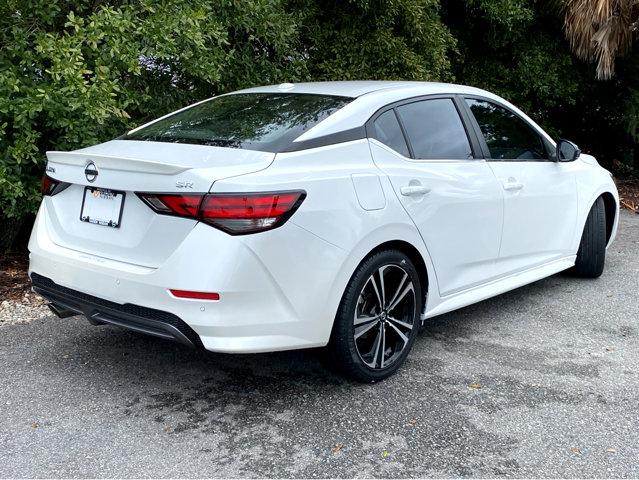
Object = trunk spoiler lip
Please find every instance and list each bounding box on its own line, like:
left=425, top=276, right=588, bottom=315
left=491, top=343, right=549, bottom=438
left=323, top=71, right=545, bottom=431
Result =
left=46, top=151, right=190, bottom=175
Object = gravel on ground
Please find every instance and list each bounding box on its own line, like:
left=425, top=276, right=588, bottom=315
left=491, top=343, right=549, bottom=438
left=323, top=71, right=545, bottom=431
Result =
left=0, top=292, right=49, bottom=326
left=0, top=253, right=48, bottom=326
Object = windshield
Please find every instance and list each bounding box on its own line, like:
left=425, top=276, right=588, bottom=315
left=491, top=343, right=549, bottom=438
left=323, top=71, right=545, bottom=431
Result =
left=123, top=93, right=353, bottom=152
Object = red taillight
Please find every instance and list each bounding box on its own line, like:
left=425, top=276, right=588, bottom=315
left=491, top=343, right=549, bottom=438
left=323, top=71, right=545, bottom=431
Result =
left=200, top=192, right=305, bottom=234
left=138, top=194, right=203, bottom=217
left=169, top=289, right=220, bottom=301
left=41, top=175, right=58, bottom=195
left=41, top=174, right=70, bottom=196
left=137, top=191, right=305, bottom=235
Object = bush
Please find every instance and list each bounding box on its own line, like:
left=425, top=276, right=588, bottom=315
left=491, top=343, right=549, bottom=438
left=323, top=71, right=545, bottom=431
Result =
left=0, top=0, right=456, bottom=227
left=295, top=0, right=455, bottom=81
left=0, top=0, right=308, bottom=220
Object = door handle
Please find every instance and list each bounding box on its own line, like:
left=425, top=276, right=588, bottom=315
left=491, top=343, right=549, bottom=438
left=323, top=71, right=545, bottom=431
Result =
left=400, top=185, right=431, bottom=196
left=503, top=181, right=524, bottom=191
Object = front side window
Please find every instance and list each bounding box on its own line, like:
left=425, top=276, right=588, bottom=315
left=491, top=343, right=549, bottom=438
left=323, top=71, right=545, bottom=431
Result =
left=371, top=109, right=410, bottom=157
left=124, top=93, right=353, bottom=152
left=395, top=99, right=473, bottom=160
left=465, top=99, right=547, bottom=160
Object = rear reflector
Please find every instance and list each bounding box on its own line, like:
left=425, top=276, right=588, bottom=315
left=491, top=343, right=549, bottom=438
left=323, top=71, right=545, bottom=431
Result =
left=169, top=289, right=220, bottom=301
left=137, top=191, right=306, bottom=235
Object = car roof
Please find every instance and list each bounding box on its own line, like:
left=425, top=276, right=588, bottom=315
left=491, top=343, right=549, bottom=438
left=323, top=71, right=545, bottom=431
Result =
left=233, top=81, right=553, bottom=147
left=233, top=80, right=490, bottom=98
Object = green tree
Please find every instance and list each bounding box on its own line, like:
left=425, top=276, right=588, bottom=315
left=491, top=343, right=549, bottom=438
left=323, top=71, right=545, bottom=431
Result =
left=442, top=0, right=579, bottom=129
left=0, top=0, right=306, bottom=222
left=293, top=0, right=455, bottom=81
left=442, top=0, right=639, bottom=172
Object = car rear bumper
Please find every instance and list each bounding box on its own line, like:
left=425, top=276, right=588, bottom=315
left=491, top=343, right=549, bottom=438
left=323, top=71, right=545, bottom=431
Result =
left=28, top=203, right=348, bottom=353
left=32, top=273, right=204, bottom=348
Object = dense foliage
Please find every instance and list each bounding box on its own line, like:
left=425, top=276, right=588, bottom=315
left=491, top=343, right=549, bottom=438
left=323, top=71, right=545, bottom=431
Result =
left=293, top=0, right=455, bottom=81
left=442, top=0, right=639, bottom=173
left=0, top=0, right=309, bottom=219
left=0, top=0, right=637, bottom=226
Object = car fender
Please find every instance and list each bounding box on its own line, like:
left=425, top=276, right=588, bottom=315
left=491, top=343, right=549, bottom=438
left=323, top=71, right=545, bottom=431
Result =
left=322, top=220, right=440, bottom=336
left=572, top=158, right=620, bottom=251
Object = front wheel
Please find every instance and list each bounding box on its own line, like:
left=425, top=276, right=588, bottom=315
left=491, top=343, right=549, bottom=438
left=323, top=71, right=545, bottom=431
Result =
left=569, top=196, right=607, bottom=278
left=326, top=250, right=423, bottom=382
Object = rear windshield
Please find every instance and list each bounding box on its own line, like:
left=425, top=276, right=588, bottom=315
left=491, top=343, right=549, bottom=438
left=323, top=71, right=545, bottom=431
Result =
left=123, top=93, right=353, bottom=152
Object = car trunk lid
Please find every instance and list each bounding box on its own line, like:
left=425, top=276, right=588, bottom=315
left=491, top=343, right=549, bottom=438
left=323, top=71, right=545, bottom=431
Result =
left=42, top=140, right=274, bottom=268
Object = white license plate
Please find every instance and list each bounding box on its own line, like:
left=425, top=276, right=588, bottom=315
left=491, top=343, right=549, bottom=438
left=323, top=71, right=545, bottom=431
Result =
left=80, top=187, right=125, bottom=228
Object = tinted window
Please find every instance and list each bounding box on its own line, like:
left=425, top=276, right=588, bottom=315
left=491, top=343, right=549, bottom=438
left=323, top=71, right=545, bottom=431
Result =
left=371, top=110, right=410, bottom=156
left=124, top=93, right=353, bottom=152
left=465, top=99, right=547, bottom=160
left=396, top=99, right=473, bottom=160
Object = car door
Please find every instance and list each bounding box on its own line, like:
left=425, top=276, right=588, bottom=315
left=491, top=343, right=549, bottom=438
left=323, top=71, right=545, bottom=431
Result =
left=463, top=98, right=578, bottom=276
left=367, top=96, right=504, bottom=297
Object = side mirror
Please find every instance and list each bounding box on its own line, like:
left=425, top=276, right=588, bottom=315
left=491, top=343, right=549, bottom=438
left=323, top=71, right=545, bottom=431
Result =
left=556, top=139, right=581, bottom=162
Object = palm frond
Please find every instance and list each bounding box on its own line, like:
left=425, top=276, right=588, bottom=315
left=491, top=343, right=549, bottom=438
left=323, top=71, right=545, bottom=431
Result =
left=564, top=0, right=639, bottom=79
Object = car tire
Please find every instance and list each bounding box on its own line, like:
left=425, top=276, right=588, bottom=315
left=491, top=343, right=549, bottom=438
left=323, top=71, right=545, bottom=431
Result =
left=325, top=250, right=423, bottom=382
left=570, top=196, right=607, bottom=278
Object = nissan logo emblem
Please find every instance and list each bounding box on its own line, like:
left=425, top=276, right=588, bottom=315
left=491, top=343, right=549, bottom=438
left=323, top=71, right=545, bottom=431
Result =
left=85, top=161, right=98, bottom=183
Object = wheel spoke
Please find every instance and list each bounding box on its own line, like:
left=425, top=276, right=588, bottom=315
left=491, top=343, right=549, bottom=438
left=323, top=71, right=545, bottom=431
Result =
left=369, top=326, right=382, bottom=367
left=387, top=320, right=409, bottom=345
left=367, top=275, right=384, bottom=311
left=386, top=273, right=408, bottom=311
left=387, top=315, right=413, bottom=330
left=354, top=314, right=379, bottom=326
left=354, top=319, right=379, bottom=339
left=378, top=267, right=387, bottom=307
left=379, top=323, right=386, bottom=368
left=387, top=281, right=414, bottom=313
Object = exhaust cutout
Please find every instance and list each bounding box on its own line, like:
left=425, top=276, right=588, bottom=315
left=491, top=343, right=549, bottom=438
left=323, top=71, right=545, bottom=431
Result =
left=47, top=303, right=78, bottom=319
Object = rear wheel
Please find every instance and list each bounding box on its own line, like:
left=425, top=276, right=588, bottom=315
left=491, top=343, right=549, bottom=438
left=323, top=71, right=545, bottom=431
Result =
left=570, top=196, right=607, bottom=278
left=326, top=250, right=422, bottom=382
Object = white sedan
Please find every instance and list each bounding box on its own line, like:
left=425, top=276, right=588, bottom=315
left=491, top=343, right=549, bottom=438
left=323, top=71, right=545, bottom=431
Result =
left=29, top=81, right=619, bottom=381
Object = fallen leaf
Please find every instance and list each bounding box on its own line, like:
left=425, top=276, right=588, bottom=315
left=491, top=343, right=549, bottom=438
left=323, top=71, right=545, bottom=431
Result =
left=331, top=443, right=344, bottom=454
left=468, top=383, right=482, bottom=390
left=570, top=447, right=581, bottom=455
left=382, top=450, right=390, bottom=458
left=404, top=418, right=417, bottom=427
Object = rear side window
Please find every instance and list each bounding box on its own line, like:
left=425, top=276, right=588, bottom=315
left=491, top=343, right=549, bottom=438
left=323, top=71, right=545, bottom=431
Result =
left=465, top=99, right=547, bottom=160
left=123, top=93, right=353, bottom=152
left=371, top=110, right=410, bottom=157
left=396, top=99, right=473, bottom=160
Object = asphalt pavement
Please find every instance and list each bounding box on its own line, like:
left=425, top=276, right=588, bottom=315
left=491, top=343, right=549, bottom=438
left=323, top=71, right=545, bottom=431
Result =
left=1, top=211, right=638, bottom=478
